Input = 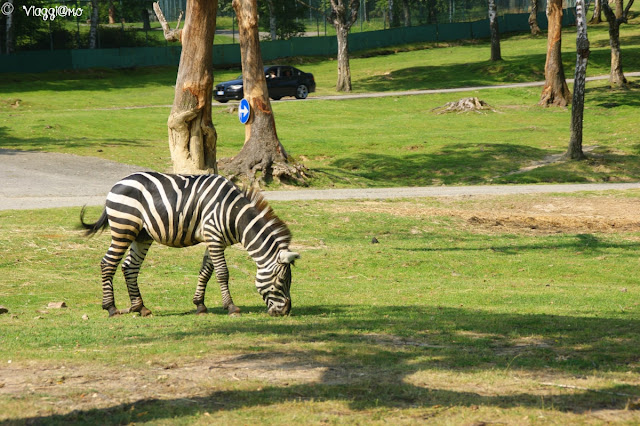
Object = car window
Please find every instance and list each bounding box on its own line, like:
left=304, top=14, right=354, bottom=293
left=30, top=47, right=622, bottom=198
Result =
left=281, top=67, right=293, bottom=78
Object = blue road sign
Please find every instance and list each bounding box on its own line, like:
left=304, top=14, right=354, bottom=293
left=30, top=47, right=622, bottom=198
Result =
left=238, top=99, right=250, bottom=124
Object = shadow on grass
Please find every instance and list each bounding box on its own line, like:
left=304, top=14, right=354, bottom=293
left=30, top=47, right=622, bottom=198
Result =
left=0, top=66, right=178, bottom=94
left=11, top=305, right=640, bottom=424
left=328, top=143, right=552, bottom=186
left=0, top=126, right=144, bottom=151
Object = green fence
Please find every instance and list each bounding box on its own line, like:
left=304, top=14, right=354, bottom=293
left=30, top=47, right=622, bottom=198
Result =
left=0, top=9, right=576, bottom=74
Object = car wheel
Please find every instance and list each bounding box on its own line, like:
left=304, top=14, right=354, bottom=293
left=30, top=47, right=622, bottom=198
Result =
left=271, top=96, right=282, bottom=101
left=295, top=85, right=308, bottom=99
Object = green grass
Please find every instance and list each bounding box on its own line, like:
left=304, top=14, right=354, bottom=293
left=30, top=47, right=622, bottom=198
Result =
left=1, top=194, right=640, bottom=423
left=1, top=10, right=640, bottom=188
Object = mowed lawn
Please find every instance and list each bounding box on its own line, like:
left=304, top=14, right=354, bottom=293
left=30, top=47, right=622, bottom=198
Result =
left=1, top=7, right=640, bottom=424
left=1, top=193, right=640, bottom=424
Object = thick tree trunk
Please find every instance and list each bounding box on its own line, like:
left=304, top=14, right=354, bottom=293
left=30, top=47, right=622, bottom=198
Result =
left=539, top=0, right=571, bottom=107
left=89, top=0, right=99, bottom=49
left=266, top=0, right=277, bottom=40
left=528, top=0, right=542, bottom=35
left=590, top=0, right=602, bottom=23
left=5, top=0, right=15, bottom=54
left=567, top=0, right=590, bottom=160
left=489, top=0, right=502, bottom=61
left=154, top=0, right=218, bottom=174
left=602, top=0, right=633, bottom=87
left=218, top=0, right=306, bottom=185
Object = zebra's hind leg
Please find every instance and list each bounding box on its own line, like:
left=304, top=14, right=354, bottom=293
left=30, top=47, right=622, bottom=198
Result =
left=121, top=238, right=153, bottom=317
left=193, top=250, right=214, bottom=315
left=101, top=238, right=134, bottom=317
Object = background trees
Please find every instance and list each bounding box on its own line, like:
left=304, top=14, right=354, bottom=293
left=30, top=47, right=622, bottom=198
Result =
left=539, top=0, right=571, bottom=107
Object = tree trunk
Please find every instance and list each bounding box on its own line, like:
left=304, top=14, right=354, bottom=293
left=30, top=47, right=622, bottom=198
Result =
left=590, top=0, right=602, bottom=23
left=141, top=8, right=151, bottom=31
left=614, top=0, right=623, bottom=18
left=402, top=0, right=411, bottom=27
left=109, top=0, right=116, bottom=24
left=218, top=0, right=307, bottom=185
left=329, top=0, right=359, bottom=92
left=89, top=0, right=99, bottom=49
left=154, top=0, right=218, bottom=174
left=567, top=0, right=590, bottom=160
left=539, top=0, right=571, bottom=107
left=528, top=0, right=542, bottom=35
left=5, top=0, right=15, bottom=54
left=336, top=27, right=352, bottom=91
left=489, top=0, right=502, bottom=61
left=602, top=0, right=633, bottom=87
left=266, top=0, right=277, bottom=40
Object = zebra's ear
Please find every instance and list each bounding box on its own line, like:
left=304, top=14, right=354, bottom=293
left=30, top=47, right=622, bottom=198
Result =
left=278, top=250, right=300, bottom=265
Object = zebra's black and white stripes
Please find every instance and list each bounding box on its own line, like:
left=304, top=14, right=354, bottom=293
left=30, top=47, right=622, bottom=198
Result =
left=81, top=172, right=299, bottom=317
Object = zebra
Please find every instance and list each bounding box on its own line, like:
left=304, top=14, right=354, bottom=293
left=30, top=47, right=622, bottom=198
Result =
left=80, top=171, right=299, bottom=317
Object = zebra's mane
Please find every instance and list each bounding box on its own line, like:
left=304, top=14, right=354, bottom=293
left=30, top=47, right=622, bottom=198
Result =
left=244, top=187, right=292, bottom=246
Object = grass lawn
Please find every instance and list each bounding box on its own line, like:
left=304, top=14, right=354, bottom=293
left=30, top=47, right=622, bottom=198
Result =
left=1, top=8, right=640, bottom=188
left=1, top=192, right=640, bottom=423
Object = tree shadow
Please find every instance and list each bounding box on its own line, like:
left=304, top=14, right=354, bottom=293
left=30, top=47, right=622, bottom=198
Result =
left=11, top=306, right=640, bottom=424
left=328, top=143, right=551, bottom=186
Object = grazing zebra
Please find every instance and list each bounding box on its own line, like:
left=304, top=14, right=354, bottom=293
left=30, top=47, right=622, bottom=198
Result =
left=80, top=172, right=299, bottom=317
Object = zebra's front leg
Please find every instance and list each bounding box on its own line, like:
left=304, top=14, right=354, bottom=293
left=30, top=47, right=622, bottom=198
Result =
left=120, top=240, right=153, bottom=317
left=206, top=243, right=240, bottom=315
left=193, top=250, right=213, bottom=315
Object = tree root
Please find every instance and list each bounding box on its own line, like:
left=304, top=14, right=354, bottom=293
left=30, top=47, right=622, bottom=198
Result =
left=218, top=155, right=309, bottom=187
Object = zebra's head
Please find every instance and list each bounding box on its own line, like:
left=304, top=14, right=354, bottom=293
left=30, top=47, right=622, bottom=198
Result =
left=258, top=250, right=300, bottom=317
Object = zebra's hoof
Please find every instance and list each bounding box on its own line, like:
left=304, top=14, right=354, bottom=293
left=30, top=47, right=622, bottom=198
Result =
left=140, top=306, right=152, bottom=317
left=107, top=306, right=120, bottom=317
left=195, top=305, right=208, bottom=315
left=227, top=304, right=241, bottom=316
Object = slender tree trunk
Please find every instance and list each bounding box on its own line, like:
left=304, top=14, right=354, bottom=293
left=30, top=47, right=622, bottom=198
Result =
left=266, top=0, right=277, bottom=40
left=489, top=0, right=502, bottom=61
left=141, top=8, right=151, bottom=31
left=528, top=0, right=542, bottom=35
left=402, top=0, right=411, bottom=27
left=154, top=0, right=218, bottom=174
left=329, top=0, right=359, bottom=92
left=218, top=0, right=306, bottom=185
left=567, top=0, right=590, bottom=160
left=109, top=0, right=116, bottom=24
left=89, top=0, right=99, bottom=49
left=539, top=0, right=571, bottom=107
left=590, top=0, right=602, bottom=23
left=602, top=0, right=634, bottom=87
left=336, top=27, right=352, bottom=91
left=5, top=0, right=15, bottom=54
left=614, top=0, right=623, bottom=18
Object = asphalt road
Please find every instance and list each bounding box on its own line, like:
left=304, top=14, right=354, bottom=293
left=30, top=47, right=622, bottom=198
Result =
left=1, top=148, right=639, bottom=211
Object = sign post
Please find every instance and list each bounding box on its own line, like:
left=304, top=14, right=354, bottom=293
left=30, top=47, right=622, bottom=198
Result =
left=238, top=98, right=250, bottom=124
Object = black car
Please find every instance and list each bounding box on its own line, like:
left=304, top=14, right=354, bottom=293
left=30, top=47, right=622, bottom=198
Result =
left=214, top=65, right=316, bottom=103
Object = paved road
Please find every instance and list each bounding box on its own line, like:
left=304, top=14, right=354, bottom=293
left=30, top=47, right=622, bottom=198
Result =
left=1, top=148, right=639, bottom=211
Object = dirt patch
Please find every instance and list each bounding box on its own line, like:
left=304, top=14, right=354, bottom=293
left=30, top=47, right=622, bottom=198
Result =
left=329, top=194, right=640, bottom=235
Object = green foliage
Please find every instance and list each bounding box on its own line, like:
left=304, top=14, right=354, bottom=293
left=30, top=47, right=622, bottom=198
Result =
left=258, top=0, right=307, bottom=39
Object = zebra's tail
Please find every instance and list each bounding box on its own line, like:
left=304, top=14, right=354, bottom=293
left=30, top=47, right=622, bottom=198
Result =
left=79, top=205, right=109, bottom=237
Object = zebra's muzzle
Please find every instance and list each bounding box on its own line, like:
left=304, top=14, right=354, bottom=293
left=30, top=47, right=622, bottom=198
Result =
left=268, top=298, right=291, bottom=317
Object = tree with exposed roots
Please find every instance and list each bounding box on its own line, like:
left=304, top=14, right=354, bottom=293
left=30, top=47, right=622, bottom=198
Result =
left=328, top=0, right=359, bottom=92
left=566, top=0, right=590, bottom=160
left=602, top=0, right=635, bottom=88
left=153, top=0, right=218, bottom=174
left=539, top=0, right=571, bottom=107
left=217, top=0, right=307, bottom=186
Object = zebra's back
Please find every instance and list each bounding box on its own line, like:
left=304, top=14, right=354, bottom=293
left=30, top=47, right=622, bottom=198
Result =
left=105, top=172, right=241, bottom=248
